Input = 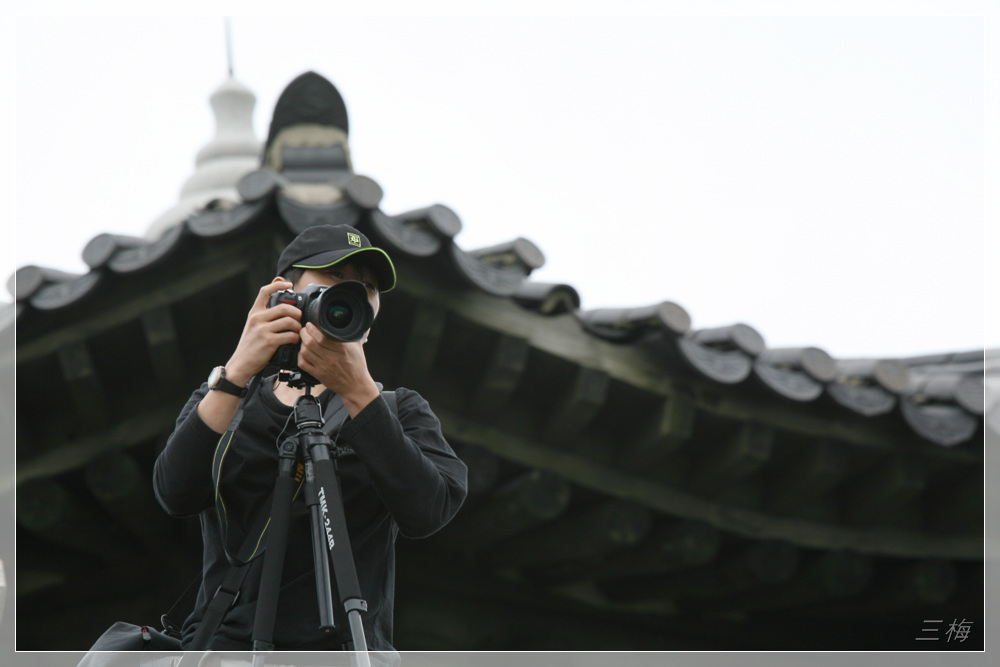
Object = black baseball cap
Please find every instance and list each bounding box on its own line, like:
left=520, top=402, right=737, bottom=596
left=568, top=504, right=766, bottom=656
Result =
left=276, top=224, right=397, bottom=292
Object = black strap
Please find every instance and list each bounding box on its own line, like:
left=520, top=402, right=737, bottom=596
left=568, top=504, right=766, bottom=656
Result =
left=160, top=575, right=199, bottom=639
left=383, top=390, right=398, bottom=416
left=186, top=556, right=255, bottom=650
left=211, top=377, right=285, bottom=565
left=214, top=375, right=249, bottom=398
left=320, top=387, right=397, bottom=445
left=159, top=505, right=261, bottom=650
left=323, top=393, right=350, bottom=436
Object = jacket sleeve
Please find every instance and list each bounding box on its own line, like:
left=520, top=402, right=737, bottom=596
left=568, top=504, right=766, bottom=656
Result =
left=152, top=384, right=222, bottom=517
left=338, top=387, right=468, bottom=538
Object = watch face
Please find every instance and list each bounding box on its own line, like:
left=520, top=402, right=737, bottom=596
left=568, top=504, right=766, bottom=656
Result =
left=208, top=366, right=223, bottom=388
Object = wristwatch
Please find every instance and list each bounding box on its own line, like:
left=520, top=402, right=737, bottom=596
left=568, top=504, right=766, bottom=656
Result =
left=207, top=366, right=248, bottom=398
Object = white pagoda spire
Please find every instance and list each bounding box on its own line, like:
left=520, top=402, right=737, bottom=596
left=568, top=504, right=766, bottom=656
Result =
left=145, top=74, right=262, bottom=240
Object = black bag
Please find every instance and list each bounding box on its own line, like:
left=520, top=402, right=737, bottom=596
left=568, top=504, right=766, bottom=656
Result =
left=85, top=621, right=181, bottom=651
left=76, top=623, right=185, bottom=667
left=76, top=585, right=194, bottom=666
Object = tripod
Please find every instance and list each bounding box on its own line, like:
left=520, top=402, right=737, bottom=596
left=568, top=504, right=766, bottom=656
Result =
left=250, top=370, right=371, bottom=667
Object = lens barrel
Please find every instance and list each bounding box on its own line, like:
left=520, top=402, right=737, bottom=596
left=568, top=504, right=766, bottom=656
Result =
left=305, top=281, right=374, bottom=342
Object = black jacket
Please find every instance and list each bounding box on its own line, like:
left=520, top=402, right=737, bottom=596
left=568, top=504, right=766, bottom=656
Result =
left=152, top=377, right=468, bottom=651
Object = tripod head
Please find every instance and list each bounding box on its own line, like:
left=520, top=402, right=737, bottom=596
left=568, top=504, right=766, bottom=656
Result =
left=278, top=368, right=321, bottom=390
left=275, top=372, right=338, bottom=438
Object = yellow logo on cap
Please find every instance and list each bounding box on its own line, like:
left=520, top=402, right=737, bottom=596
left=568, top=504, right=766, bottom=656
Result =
left=347, top=233, right=362, bottom=248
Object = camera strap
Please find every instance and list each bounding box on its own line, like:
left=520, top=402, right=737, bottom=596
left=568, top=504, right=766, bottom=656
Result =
left=211, top=376, right=277, bottom=565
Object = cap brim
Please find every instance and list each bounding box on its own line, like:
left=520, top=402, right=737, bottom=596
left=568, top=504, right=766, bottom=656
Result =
left=292, top=247, right=397, bottom=292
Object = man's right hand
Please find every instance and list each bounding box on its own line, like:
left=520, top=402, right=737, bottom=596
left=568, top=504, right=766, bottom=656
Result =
left=224, top=280, right=304, bottom=387
left=196, top=281, right=302, bottom=433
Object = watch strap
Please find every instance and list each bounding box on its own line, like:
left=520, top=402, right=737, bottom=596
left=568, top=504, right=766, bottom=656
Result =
left=209, top=367, right=249, bottom=398
left=217, top=376, right=248, bottom=398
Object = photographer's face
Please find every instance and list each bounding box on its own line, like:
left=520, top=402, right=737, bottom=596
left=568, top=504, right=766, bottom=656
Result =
left=289, top=262, right=381, bottom=318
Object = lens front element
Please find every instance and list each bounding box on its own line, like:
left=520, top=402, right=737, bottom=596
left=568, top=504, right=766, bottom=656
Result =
left=324, top=301, right=353, bottom=329
left=307, top=281, right=374, bottom=342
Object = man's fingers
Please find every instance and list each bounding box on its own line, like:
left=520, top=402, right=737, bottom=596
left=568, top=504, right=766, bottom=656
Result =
left=275, top=330, right=302, bottom=346
left=263, top=315, right=303, bottom=334
left=301, top=322, right=346, bottom=350
left=301, top=322, right=320, bottom=341
left=251, top=281, right=294, bottom=311
left=251, top=303, right=302, bottom=326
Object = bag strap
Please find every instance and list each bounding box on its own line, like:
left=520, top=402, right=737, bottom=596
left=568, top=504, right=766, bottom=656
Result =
left=325, top=386, right=397, bottom=422
left=161, top=515, right=261, bottom=648
left=160, top=575, right=199, bottom=639
left=185, top=555, right=255, bottom=650
left=383, top=389, right=398, bottom=416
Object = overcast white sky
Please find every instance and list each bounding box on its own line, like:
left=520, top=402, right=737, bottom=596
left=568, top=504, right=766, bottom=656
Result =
left=8, top=4, right=997, bottom=359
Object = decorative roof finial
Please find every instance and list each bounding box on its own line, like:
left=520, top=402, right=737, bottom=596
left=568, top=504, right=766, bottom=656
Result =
left=143, top=21, right=261, bottom=240
left=225, top=16, right=234, bottom=78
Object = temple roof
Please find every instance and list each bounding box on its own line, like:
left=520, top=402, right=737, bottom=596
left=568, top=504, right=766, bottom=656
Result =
left=8, top=143, right=985, bottom=449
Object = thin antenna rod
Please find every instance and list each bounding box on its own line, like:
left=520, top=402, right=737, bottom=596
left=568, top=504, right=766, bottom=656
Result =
left=225, top=17, right=234, bottom=77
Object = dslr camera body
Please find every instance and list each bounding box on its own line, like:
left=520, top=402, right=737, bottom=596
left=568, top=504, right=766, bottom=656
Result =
left=267, top=281, right=375, bottom=370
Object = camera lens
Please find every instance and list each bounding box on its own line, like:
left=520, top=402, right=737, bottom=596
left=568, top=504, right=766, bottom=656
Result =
left=308, top=281, right=374, bottom=342
left=324, top=301, right=353, bottom=329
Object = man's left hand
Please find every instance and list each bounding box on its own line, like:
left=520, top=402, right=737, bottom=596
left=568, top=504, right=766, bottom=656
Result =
left=298, top=322, right=380, bottom=417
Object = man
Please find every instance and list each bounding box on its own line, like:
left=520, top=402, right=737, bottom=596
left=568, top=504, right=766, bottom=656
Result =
left=153, top=224, right=468, bottom=652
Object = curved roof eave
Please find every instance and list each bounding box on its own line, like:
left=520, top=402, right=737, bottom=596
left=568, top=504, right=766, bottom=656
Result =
left=8, top=169, right=986, bottom=449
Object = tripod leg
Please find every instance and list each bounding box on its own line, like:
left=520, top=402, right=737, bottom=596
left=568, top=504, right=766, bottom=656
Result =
left=348, top=612, right=373, bottom=667
left=304, top=459, right=336, bottom=630
left=308, top=441, right=370, bottom=655
left=251, top=439, right=298, bottom=653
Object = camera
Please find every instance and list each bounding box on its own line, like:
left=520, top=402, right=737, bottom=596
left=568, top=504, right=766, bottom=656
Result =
left=267, top=281, right=375, bottom=369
